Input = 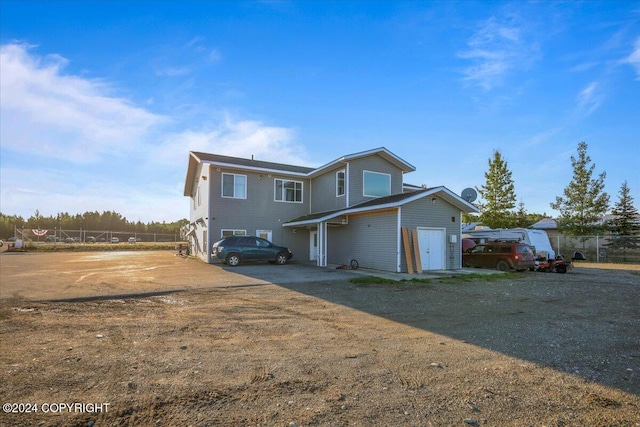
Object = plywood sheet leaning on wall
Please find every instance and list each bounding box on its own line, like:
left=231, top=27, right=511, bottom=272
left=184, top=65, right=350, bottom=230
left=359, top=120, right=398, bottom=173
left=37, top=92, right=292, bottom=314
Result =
left=401, top=227, right=414, bottom=274
left=411, top=229, right=423, bottom=274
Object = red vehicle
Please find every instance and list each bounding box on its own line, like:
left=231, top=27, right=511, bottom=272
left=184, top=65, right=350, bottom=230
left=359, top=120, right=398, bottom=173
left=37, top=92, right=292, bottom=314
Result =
left=463, top=241, right=536, bottom=272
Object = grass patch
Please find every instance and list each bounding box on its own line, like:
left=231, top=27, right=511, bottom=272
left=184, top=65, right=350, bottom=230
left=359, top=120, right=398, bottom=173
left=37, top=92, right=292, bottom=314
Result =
left=349, top=276, right=433, bottom=287
left=350, top=273, right=519, bottom=286
left=437, top=272, right=517, bottom=284
left=350, top=276, right=398, bottom=286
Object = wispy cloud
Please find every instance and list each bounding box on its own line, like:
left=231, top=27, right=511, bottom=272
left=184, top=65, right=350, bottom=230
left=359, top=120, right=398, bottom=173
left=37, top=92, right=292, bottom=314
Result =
left=523, top=127, right=564, bottom=148
left=0, top=43, right=164, bottom=163
left=625, top=36, right=640, bottom=79
left=576, top=81, right=603, bottom=116
left=0, top=42, right=306, bottom=221
left=458, top=15, right=539, bottom=90
left=184, top=36, right=222, bottom=63
left=155, top=66, right=192, bottom=77
left=156, top=113, right=308, bottom=167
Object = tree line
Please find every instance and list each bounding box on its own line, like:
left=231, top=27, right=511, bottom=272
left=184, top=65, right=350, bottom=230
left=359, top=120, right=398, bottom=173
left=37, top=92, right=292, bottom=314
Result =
left=467, top=141, right=639, bottom=250
left=0, top=210, right=188, bottom=239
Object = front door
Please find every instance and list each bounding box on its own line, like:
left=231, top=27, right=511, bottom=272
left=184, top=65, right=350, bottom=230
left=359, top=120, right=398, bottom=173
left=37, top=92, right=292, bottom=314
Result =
left=417, top=228, right=445, bottom=270
left=309, top=230, right=318, bottom=261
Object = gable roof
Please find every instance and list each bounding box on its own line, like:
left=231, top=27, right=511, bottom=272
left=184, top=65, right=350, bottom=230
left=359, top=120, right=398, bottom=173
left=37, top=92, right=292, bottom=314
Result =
left=283, top=186, right=479, bottom=226
left=184, top=147, right=415, bottom=196
left=308, top=147, right=416, bottom=177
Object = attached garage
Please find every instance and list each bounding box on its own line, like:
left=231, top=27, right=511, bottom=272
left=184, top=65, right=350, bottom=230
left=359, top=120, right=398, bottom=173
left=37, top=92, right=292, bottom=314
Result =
left=284, top=186, right=479, bottom=273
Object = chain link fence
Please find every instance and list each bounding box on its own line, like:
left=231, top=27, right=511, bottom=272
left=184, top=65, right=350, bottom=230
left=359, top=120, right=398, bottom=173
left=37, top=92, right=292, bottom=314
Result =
left=550, top=233, right=640, bottom=264
left=13, top=228, right=181, bottom=244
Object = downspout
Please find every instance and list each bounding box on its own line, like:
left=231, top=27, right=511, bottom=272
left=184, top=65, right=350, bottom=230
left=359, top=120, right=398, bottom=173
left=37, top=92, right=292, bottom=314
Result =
left=397, top=207, right=402, bottom=272
left=309, top=177, right=312, bottom=215
left=207, top=164, right=213, bottom=263
left=346, top=162, right=350, bottom=208
left=207, top=219, right=213, bottom=263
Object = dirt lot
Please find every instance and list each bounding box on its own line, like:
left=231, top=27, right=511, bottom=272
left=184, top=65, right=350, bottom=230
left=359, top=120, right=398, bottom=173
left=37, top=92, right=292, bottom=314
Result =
left=0, top=252, right=639, bottom=426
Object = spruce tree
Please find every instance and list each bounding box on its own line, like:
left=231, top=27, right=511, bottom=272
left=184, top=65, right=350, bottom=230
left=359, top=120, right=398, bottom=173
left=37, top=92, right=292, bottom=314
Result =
left=607, top=181, right=640, bottom=252
left=514, top=200, right=529, bottom=228
left=550, top=141, right=609, bottom=236
left=476, top=150, right=517, bottom=229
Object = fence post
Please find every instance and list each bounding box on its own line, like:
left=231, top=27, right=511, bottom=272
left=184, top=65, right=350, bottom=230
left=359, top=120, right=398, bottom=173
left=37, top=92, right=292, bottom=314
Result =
left=596, top=235, right=599, bottom=263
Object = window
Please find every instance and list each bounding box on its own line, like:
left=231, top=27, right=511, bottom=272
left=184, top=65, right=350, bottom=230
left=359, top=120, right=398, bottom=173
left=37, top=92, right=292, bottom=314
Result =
left=221, top=229, right=246, bottom=237
left=363, top=171, right=391, bottom=197
left=336, top=170, right=345, bottom=197
left=275, top=179, right=303, bottom=203
left=222, top=173, right=247, bottom=199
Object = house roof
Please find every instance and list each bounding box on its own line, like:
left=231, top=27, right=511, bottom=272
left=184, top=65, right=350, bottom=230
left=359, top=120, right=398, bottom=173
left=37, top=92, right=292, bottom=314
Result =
left=284, top=186, right=479, bottom=226
left=191, top=151, right=316, bottom=175
left=308, top=147, right=416, bottom=177
left=184, top=147, right=415, bottom=196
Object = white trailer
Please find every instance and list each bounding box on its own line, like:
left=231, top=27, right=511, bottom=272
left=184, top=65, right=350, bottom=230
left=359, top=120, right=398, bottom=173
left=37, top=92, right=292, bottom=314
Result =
left=462, top=228, right=555, bottom=260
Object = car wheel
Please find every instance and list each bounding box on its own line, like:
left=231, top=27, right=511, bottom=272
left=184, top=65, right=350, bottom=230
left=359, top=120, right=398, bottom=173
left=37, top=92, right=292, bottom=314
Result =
left=496, top=260, right=510, bottom=272
left=556, top=265, right=567, bottom=274
left=275, top=252, right=288, bottom=265
left=226, top=253, right=241, bottom=266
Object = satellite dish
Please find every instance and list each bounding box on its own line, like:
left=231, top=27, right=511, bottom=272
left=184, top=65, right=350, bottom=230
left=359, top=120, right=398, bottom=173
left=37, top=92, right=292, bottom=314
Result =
left=461, top=188, right=477, bottom=203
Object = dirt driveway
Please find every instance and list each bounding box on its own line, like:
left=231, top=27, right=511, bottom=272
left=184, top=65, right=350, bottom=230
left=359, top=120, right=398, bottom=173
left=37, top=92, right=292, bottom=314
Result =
left=0, top=251, right=357, bottom=301
left=0, top=251, right=638, bottom=426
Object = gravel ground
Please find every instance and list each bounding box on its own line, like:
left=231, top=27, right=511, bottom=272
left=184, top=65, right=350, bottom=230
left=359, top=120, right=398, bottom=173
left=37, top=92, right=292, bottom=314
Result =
left=0, top=252, right=638, bottom=426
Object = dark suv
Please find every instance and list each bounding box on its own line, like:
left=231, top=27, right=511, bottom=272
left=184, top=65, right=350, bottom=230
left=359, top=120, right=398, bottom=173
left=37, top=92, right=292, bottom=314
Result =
left=463, top=241, right=535, bottom=271
left=212, top=236, right=293, bottom=266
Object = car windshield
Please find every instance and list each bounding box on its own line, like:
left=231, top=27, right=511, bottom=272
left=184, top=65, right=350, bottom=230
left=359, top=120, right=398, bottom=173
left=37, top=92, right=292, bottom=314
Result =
left=213, top=238, right=226, bottom=246
left=517, top=245, right=532, bottom=254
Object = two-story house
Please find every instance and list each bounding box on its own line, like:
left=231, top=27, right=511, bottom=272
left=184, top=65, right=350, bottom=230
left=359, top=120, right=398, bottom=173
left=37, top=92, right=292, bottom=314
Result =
left=183, top=147, right=479, bottom=272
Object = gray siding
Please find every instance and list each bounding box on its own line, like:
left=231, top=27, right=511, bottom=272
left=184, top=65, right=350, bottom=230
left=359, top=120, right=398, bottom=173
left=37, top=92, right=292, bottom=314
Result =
left=207, top=166, right=311, bottom=260
left=188, top=163, right=210, bottom=262
left=328, top=211, right=398, bottom=272
left=348, top=155, right=404, bottom=207
left=400, top=196, right=462, bottom=271
left=311, top=166, right=347, bottom=213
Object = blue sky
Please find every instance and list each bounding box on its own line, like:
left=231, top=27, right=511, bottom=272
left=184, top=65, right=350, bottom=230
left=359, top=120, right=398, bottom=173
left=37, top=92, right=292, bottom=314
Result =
left=1, top=1, right=639, bottom=223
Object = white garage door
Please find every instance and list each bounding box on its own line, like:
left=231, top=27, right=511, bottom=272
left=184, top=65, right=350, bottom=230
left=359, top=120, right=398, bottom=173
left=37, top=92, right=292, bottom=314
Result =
left=417, top=228, right=445, bottom=270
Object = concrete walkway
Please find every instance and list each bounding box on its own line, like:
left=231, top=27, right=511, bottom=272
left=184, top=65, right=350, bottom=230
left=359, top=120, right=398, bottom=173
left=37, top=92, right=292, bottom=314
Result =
left=325, top=263, right=505, bottom=281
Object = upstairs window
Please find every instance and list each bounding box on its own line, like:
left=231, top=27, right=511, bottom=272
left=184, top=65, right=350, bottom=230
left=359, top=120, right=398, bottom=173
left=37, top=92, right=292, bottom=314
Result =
left=336, top=170, right=345, bottom=197
left=222, top=173, right=247, bottom=199
left=275, top=179, right=303, bottom=203
left=363, top=171, right=391, bottom=197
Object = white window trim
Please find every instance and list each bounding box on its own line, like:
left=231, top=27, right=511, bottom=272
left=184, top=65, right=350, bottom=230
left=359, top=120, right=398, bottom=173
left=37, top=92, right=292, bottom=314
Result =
left=221, top=173, right=247, bottom=199
left=221, top=229, right=246, bottom=237
left=336, top=169, right=345, bottom=197
left=363, top=170, right=391, bottom=198
left=274, top=178, right=304, bottom=203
